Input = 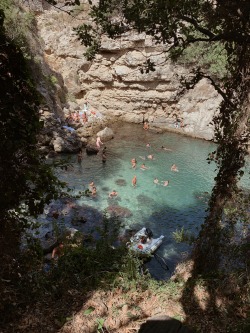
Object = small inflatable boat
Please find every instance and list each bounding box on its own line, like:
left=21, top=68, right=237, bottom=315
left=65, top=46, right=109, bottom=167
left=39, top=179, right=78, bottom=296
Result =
left=128, top=227, right=164, bottom=255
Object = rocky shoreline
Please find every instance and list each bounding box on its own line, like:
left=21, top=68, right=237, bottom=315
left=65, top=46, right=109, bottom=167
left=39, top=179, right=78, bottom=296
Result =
left=38, top=104, right=212, bottom=156
left=30, top=2, right=223, bottom=149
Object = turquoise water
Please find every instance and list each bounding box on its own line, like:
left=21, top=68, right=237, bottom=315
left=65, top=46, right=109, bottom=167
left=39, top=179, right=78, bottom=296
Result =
left=41, top=123, right=250, bottom=279
left=42, top=123, right=221, bottom=279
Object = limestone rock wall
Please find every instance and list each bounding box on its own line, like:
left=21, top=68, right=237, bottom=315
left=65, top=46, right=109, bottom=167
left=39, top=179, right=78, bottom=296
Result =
left=36, top=3, right=223, bottom=140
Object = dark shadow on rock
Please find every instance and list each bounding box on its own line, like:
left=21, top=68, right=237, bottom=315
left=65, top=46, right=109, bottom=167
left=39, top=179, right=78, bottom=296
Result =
left=138, top=315, right=193, bottom=333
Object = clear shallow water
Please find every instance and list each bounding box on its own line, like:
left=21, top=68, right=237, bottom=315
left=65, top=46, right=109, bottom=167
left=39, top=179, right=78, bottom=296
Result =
left=39, top=123, right=249, bottom=279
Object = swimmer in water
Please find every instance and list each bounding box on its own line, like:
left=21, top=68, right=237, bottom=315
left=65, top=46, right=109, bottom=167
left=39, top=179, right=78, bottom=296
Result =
left=171, top=164, right=179, bottom=172
left=109, top=190, right=118, bottom=198
left=140, top=163, right=149, bottom=170
left=132, top=175, right=137, bottom=187
left=153, top=178, right=159, bottom=185
left=160, top=146, right=172, bottom=151
left=147, top=154, right=155, bottom=160
left=131, top=158, right=137, bottom=169
left=91, top=186, right=97, bottom=196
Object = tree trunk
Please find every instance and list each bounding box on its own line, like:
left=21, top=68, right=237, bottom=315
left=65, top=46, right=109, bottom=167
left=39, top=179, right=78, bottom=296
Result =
left=193, top=48, right=250, bottom=275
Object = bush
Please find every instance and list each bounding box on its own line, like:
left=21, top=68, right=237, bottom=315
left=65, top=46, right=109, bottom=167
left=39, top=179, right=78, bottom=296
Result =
left=0, top=0, right=35, bottom=53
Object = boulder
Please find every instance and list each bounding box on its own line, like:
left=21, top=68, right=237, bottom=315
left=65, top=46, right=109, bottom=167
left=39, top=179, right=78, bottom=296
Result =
left=52, top=135, right=82, bottom=153
left=97, top=127, right=114, bottom=141
left=86, top=144, right=99, bottom=155
left=76, top=126, right=94, bottom=138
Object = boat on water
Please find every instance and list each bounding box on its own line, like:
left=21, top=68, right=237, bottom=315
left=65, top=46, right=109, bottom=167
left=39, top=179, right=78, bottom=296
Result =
left=128, top=227, right=164, bottom=256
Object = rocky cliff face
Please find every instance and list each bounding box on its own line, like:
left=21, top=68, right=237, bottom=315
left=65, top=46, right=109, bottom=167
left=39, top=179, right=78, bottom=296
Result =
left=35, top=1, right=222, bottom=141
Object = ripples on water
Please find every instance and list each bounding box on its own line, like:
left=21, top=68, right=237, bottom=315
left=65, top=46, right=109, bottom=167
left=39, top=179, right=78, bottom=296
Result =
left=42, top=123, right=220, bottom=279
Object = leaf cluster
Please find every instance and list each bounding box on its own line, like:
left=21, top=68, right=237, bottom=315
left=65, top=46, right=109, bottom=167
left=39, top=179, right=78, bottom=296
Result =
left=19, top=214, right=146, bottom=300
left=72, top=1, right=250, bottom=60
left=0, top=11, right=65, bottom=228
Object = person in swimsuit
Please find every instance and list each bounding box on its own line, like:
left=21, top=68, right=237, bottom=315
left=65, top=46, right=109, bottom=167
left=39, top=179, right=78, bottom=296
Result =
left=132, top=175, right=137, bottom=187
left=171, top=164, right=179, bottom=172
left=109, top=190, right=118, bottom=198
left=154, top=178, right=159, bottom=185
left=131, top=158, right=137, bottom=169
left=140, top=163, right=149, bottom=170
left=96, top=136, right=103, bottom=149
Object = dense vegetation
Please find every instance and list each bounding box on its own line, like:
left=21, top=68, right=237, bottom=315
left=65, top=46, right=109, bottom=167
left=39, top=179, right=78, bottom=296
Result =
left=0, top=2, right=66, bottom=329
left=0, top=1, right=249, bottom=332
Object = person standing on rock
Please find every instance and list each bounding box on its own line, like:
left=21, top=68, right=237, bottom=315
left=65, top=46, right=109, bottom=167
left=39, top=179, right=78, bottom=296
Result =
left=102, top=151, right=107, bottom=163
left=77, top=149, right=83, bottom=163
left=96, top=136, right=103, bottom=149
left=143, top=121, right=149, bottom=130
left=82, top=111, right=88, bottom=124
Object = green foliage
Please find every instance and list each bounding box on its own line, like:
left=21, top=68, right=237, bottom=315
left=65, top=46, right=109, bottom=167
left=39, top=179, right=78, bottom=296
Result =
left=96, top=318, right=105, bottom=332
left=0, top=9, right=65, bottom=229
left=0, top=0, right=35, bottom=53
left=84, top=306, right=95, bottom=315
left=16, top=213, right=147, bottom=304
left=44, top=74, right=59, bottom=90
left=49, top=75, right=58, bottom=85
left=172, top=227, right=195, bottom=244
left=42, top=214, right=142, bottom=294
left=73, top=24, right=101, bottom=60
left=176, top=41, right=228, bottom=79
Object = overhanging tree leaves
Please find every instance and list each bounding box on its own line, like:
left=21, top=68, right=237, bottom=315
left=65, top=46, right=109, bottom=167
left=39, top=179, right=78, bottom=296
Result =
left=0, top=8, right=65, bottom=239
left=71, top=0, right=250, bottom=273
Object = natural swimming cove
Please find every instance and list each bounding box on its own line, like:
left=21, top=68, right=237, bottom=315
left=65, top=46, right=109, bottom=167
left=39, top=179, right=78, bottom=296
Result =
left=37, top=123, right=222, bottom=279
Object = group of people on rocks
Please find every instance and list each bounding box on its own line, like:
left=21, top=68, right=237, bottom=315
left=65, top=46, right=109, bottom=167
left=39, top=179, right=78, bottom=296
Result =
left=66, top=110, right=88, bottom=125
left=65, top=101, right=103, bottom=127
